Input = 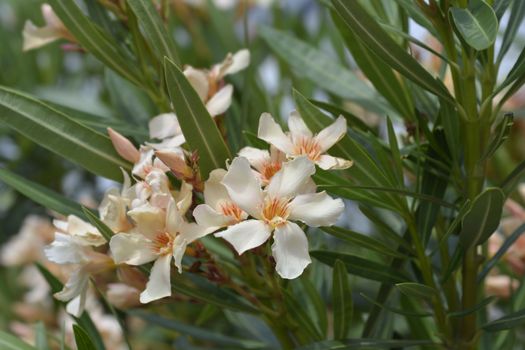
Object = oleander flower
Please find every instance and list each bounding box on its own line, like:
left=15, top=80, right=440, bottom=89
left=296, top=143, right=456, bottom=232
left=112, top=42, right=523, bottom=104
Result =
left=109, top=183, right=212, bottom=303
left=257, top=111, right=353, bottom=170
left=45, top=215, right=113, bottom=317
left=193, top=169, right=248, bottom=232
left=22, top=4, right=74, bottom=51
left=99, top=170, right=134, bottom=233
left=132, top=146, right=170, bottom=179
left=148, top=50, right=250, bottom=149
left=237, top=146, right=286, bottom=185
left=214, top=156, right=344, bottom=279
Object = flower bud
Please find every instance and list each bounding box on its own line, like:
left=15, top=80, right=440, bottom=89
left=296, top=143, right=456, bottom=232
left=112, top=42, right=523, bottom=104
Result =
left=107, top=128, right=140, bottom=163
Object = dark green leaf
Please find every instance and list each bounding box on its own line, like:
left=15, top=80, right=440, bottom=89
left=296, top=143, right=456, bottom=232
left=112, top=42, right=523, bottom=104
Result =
left=164, top=58, right=231, bottom=179
left=360, top=292, right=432, bottom=318
left=0, top=86, right=130, bottom=181
left=0, top=168, right=85, bottom=218
left=73, top=325, right=96, bottom=350
left=127, top=0, right=180, bottom=65
left=299, top=278, right=328, bottom=338
left=311, top=251, right=409, bottom=283
left=448, top=296, right=496, bottom=318
left=496, top=0, right=525, bottom=64
left=310, top=100, right=376, bottom=135
left=483, top=308, right=525, bottom=332
left=82, top=207, right=113, bottom=242
left=284, top=290, right=324, bottom=342
left=321, top=226, right=407, bottom=259
left=331, top=0, right=453, bottom=102
left=450, top=0, right=498, bottom=51
left=296, top=338, right=437, bottom=350
left=501, top=160, right=525, bottom=196
left=332, top=12, right=414, bottom=119
left=459, top=188, right=505, bottom=249
left=48, top=0, right=141, bottom=86
left=395, top=282, right=437, bottom=300
left=332, top=260, right=353, bottom=340
left=129, top=310, right=265, bottom=348
left=481, top=113, right=514, bottom=161
left=479, top=223, right=525, bottom=281
left=260, top=27, right=393, bottom=115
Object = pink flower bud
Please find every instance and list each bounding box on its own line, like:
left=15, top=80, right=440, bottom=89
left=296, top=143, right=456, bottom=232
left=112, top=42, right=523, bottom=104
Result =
left=107, top=128, right=140, bottom=163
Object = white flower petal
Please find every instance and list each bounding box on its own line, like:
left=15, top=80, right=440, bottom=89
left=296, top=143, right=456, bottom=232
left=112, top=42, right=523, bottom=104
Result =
left=147, top=134, right=186, bottom=150
left=22, top=21, right=61, bottom=51
left=140, top=254, right=172, bottom=303
left=238, top=147, right=270, bottom=173
left=176, top=181, right=193, bottom=215
left=166, top=199, right=183, bottom=235
left=67, top=215, right=105, bottom=246
left=109, top=233, right=157, bottom=265
left=215, top=220, right=271, bottom=255
left=193, top=204, right=232, bottom=231
left=44, top=233, right=86, bottom=264
left=132, top=148, right=155, bottom=179
left=128, top=203, right=165, bottom=238
left=180, top=221, right=215, bottom=242
left=314, top=116, right=347, bottom=152
left=149, top=113, right=182, bottom=140
left=172, top=235, right=188, bottom=273
left=288, top=191, right=345, bottom=227
left=184, top=66, right=209, bottom=102
left=316, top=154, right=353, bottom=170
left=222, top=157, right=263, bottom=218
left=65, top=292, right=87, bottom=318
left=267, top=156, right=316, bottom=198
left=206, top=84, right=233, bottom=117
left=223, top=49, right=250, bottom=76
left=257, top=113, right=294, bottom=154
left=203, top=168, right=230, bottom=209
left=288, top=110, right=313, bottom=139
left=272, top=222, right=311, bottom=279
left=54, top=267, right=89, bottom=303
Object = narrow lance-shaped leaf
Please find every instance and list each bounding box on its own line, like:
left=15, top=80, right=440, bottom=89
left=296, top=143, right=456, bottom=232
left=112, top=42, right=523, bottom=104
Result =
left=332, top=260, right=353, bottom=340
left=259, top=27, right=394, bottom=116
left=48, top=0, right=141, bottom=86
left=0, top=86, right=131, bottom=181
left=163, top=58, right=231, bottom=179
left=459, top=188, right=505, bottom=249
left=0, top=168, right=86, bottom=218
left=501, top=160, right=525, bottom=196
left=496, top=0, right=525, bottom=64
left=450, top=0, right=499, bottom=51
left=332, top=12, right=415, bottom=120
left=127, top=0, right=180, bottom=65
left=82, top=207, right=113, bottom=242
left=331, top=0, right=454, bottom=103
left=73, top=325, right=96, bottom=350
left=483, top=308, right=525, bottom=332
left=0, top=330, right=36, bottom=350
left=311, top=251, right=410, bottom=284
left=396, top=282, right=437, bottom=301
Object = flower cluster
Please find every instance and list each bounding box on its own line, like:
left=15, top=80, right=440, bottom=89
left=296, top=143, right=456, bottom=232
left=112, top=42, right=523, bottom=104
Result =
left=41, top=49, right=351, bottom=316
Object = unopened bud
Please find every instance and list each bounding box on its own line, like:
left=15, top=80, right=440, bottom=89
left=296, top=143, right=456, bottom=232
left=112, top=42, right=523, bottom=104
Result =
left=107, top=128, right=140, bottom=163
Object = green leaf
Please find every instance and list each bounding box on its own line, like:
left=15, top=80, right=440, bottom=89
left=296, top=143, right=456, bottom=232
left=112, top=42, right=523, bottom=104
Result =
left=331, top=0, right=453, bottom=103
left=129, top=310, right=266, bottom=348
left=321, top=226, right=407, bottom=259
left=310, top=100, right=376, bottom=135
left=0, top=330, right=36, bottom=350
left=73, top=325, right=96, bottom=350
left=259, top=27, right=393, bottom=115
left=393, top=0, right=436, bottom=35
left=164, top=58, right=231, bottom=179
left=459, top=188, right=505, bottom=249
left=481, top=113, right=514, bottom=161
left=311, top=251, right=409, bottom=283
left=332, top=12, right=414, bottom=119
left=332, top=260, right=353, bottom=340
left=296, top=338, right=437, bottom=350
left=35, top=264, right=106, bottom=350
left=483, top=308, right=525, bottom=332
left=479, top=223, right=525, bottom=281
left=0, top=86, right=130, bottom=181
left=35, top=322, right=50, bottom=350
left=0, top=168, right=85, bottom=218
left=448, top=296, right=496, bottom=318
left=127, top=0, right=180, bottom=65
left=299, top=278, right=328, bottom=338
left=386, top=117, right=404, bottom=186
left=501, top=160, right=525, bottom=196
left=48, top=0, right=141, bottom=86
left=284, top=290, right=324, bottom=342
left=82, top=207, right=113, bottom=242
left=360, top=292, right=432, bottom=318
left=450, top=0, right=499, bottom=51
left=496, top=0, right=525, bottom=64
left=395, top=282, right=437, bottom=300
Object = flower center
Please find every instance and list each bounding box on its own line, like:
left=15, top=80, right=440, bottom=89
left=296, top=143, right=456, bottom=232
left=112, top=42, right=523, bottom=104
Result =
left=293, top=137, right=322, bottom=161
left=261, top=161, right=282, bottom=184
left=262, top=197, right=290, bottom=227
left=151, top=232, right=174, bottom=256
left=219, top=202, right=244, bottom=224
